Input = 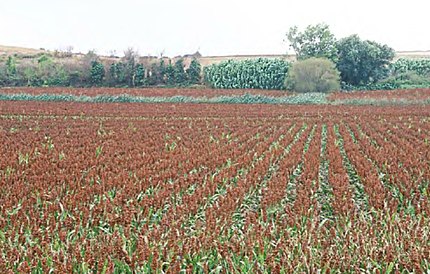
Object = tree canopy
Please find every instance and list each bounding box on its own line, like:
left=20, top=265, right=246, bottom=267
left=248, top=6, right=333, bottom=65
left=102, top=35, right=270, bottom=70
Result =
left=286, top=23, right=338, bottom=62
left=336, top=35, right=395, bottom=85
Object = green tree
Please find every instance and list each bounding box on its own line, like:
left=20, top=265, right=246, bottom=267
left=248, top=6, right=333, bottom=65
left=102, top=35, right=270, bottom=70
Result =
left=285, top=57, right=340, bottom=93
left=147, top=60, right=166, bottom=86
left=135, top=64, right=146, bottom=86
left=164, top=62, right=175, bottom=85
left=336, top=35, right=395, bottom=85
left=23, top=67, right=36, bottom=86
left=186, top=59, right=201, bottom=84
left=6, top=56, right=17, bottom=76
left=82, top=50, right=99, bottom=85
left=109, top=62, right=127, bottom=86
left=173, top=59, right=187, bottom=85
left=90, top=61, right=105, bottom=86
left=36, top=54, right=53, bottom=85
left=2, top=56, right=19, bottom=86
left=286, top=23, right=338, bottom=62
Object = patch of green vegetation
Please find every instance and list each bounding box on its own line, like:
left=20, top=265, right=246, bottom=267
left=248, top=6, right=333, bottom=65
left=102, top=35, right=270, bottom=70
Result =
left=0, top=92, right=329, bottom=104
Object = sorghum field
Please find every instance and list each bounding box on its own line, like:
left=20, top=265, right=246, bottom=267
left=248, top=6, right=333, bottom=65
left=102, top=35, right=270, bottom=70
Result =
left=1, top=95, right=430, bottom=272
left=0, top=87, right=288, bottom=98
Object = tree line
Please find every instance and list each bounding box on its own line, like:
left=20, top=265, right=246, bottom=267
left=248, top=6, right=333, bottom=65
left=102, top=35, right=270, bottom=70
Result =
left=0, top=48, right=202, bottom=87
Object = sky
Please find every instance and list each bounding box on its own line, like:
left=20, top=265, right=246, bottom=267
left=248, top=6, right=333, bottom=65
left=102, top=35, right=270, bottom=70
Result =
left=1, top=0, right=430, bottom=57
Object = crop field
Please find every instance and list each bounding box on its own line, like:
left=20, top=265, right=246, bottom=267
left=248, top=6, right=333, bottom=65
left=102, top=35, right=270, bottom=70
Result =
left=1, top=100, right=430, bottom=272
left=328, top=88, right=430, bottom=103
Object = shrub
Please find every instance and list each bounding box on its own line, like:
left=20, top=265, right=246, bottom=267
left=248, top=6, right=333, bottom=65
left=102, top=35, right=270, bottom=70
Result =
left=380, top=71, right=430, bottom=89
left=286, top=58, right=340, bottom=93
left=343, top=71, right=430, bottom=91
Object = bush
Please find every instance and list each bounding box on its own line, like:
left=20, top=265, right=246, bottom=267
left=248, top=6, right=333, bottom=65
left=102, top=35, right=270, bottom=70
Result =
left=204, top=58, right=290, bottom=90
left=343, top=71, right=430, bottom=91
left=286, top=58, right=340, bottom=93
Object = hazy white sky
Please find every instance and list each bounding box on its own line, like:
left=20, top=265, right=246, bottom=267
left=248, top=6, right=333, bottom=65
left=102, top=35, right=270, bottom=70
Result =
left=1, top=0, right=429, bottom=57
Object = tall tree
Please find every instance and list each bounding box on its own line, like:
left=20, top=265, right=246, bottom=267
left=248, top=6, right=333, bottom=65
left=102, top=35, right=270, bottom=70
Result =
left=173, top=59, right=187, bottom=85
left=134, top=64, right=146, bottom=86
left=186, top=59, right=202, bottom=84
left=122, top=48, right=139, bottom=87
left=286, top=23, right=338, bottom=62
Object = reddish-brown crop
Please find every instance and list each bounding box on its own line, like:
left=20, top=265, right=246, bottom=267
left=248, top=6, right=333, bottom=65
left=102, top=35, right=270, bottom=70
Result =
left=0, top=87, right=289, bottom=98
left=0, top=99, right=429, bottom=272
left=329, top=88, right=430, bottom=101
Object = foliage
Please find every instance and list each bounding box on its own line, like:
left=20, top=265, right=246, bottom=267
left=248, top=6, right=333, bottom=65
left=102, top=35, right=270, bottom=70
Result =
left=0, top=65, right=6, bottom=86
left=341, top=82, right=400, bottom=91
left=147, top=60, right=166, bottom=86
left=164, top=62, right=175, bottom=86
left=186, top=59, right=202, bottom=84
left=336, top=35, right=395, bottom=86
left=342, top=71, right=430, bottom=91
left=391, top=58, right=430, bottom=76
left=90, top=61, right=105, bottom=86
left=122, top=48, right=138, bottom=87
left=286, top=58, right=340, bottom=93
left=173, top=59, right=187, bottom=85
left=0, top=91, right=330, bottom=104
left=6, top=56, right=17, bottom=76
left=286, top=23, right=338, bottom=62
left=381, top=71, right=430, bottom=88
left=134, top=64, right=146, bottom=86
left=204, top=58, right=290, bottom=90
left=109, top=62, right=127, bottom=86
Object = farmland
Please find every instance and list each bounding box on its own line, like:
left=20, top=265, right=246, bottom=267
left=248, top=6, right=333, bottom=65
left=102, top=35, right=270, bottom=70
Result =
left=1, top=96, right=430, bottom=272
left=0, top=87, right=288, bottom=98
left=2, top=87, right=430, bottom=106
